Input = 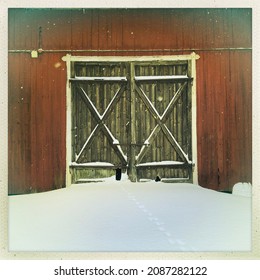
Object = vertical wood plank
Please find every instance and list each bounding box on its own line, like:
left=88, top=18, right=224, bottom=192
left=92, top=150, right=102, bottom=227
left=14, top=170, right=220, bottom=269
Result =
left=128, top=63, right=137, bottom=181
left=65, top=55, right=72, bottom=186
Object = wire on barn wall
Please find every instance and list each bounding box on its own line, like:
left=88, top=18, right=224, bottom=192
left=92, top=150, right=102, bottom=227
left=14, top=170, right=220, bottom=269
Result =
left=8, top=47, right=252, bottom=53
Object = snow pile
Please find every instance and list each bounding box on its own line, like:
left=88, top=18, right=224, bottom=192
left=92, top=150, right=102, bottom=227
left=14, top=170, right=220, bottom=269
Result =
left=9, top=177, right=251, bottom=252
left=232, top=182, right=252, bottom=197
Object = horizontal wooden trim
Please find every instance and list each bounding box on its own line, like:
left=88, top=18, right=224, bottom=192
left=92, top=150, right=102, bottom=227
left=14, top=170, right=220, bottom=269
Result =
left=137, top=160, right=185, bottom=166
left=161, top=178, right=191, bottom=183
left=70, top=164, right=126, bottom=169
left=136, top=164, right=190, bottom=169
left=70, top=166, right=117, bottom=169
left=136, top=161, right=192, bottom=169
left=62, top=53, right=200, bottom=62
left=70, top=75, right=192, bottom=83
left=75, top=179, right=107, bottom=183
left=70, top=161, right=114, bottom=166
left=74, top=60, right=189, bottom=66
left=70, top=76, right=127, bottom=82
left=138, top=177, right=191, bottom=183
left=70, top=162, right=192, bottom=169
left=135, top=75, right=192, bottom=81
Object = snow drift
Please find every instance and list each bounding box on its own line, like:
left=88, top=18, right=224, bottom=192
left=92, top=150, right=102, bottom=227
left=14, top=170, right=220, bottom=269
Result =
left=9, top=176, right=251, bottom=252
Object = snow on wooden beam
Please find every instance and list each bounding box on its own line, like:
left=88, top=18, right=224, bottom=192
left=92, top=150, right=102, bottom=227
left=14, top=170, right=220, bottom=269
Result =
left=136, top=160, right=193, bottom=169
left=70, top=162, right=120, bottom=169
left=70, top=76, right=127, bottom=82
left=135, top=75, right=190, bottom=81
left=70, top=162, right=115, bottom=167
left=136, top=161, right=185, bottom=167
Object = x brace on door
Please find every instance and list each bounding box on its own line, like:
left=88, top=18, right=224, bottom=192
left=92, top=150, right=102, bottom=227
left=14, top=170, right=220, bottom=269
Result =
left=135, top=81, right=191, bottom=165
left=75, top=84, right=127, bottom=166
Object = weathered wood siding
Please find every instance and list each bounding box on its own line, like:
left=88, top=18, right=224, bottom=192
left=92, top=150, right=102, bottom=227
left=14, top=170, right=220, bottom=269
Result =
left=8, top=53, right=67, bottom=194
left=8, top=8, right=252, bottom=194
left=197, top=51, right=252, bottom=190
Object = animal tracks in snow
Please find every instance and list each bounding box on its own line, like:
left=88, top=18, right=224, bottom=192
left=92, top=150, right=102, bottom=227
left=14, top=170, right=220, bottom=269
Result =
left=121, top=186, right=194, bottom=251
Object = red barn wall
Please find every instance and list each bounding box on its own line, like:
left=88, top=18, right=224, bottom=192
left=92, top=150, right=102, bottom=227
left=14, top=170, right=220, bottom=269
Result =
left=8, top=8, right=252, bottom=194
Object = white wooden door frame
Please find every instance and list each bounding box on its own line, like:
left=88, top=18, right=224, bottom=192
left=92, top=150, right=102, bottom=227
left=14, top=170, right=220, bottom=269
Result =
left=62, top=53, right=200, bottom=186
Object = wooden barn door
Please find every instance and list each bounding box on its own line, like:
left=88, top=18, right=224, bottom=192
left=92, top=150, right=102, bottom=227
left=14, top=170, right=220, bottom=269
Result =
left=133, top=62, right=193, bottom=182
left=69, top=62, right=129, bottom=183
left=63, top=54, right=199, bottom=184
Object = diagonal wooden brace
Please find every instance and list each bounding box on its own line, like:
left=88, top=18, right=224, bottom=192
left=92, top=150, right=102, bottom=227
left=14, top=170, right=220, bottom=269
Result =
left=135, top=83, right=190, bottom=164
left=75, top=85, right=127, bottom=164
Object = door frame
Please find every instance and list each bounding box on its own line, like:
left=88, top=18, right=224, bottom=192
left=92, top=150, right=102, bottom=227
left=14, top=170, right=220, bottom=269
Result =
left=62, top=53, right=200, bottom=186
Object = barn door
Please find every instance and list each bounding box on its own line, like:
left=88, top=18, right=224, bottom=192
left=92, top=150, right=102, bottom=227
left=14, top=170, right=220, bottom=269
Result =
left=63, top=54, right=199, bottom=184
left=69, top=62, right=129, bottom=182
left=133, top=62, right=193, bottom=182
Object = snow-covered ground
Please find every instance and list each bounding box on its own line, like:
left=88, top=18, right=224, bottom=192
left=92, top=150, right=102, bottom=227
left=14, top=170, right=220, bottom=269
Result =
left=9, top=174, right=251, bottom=252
